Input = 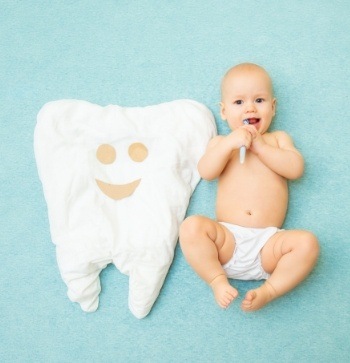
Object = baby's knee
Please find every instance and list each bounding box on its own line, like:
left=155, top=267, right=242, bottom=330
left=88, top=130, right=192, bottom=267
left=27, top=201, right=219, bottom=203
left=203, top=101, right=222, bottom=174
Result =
left=179, top=215, right=205, bottom=243
left=299, top=231, right=320, bottom=260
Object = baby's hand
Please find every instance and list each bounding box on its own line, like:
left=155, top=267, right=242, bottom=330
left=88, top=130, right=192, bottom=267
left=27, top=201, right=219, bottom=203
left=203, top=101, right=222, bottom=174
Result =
left=244, top=125, right=265, bottom=154
left=229, top=127, right=253, bottom=150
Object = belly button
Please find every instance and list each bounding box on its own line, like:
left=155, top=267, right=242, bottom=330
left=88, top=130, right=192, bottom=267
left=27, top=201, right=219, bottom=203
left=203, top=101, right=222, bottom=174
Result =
left=246, top=210, right=252, bottom=216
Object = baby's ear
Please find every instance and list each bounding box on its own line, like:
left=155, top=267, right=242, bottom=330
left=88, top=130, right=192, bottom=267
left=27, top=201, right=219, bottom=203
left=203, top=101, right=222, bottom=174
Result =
left=272, top=98, right=277, bottom=116
left=219, top=102, right=227, bottom=121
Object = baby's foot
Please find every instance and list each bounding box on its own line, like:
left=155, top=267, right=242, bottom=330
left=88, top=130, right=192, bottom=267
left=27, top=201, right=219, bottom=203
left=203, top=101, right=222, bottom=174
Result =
left=210, top=274, right=238, bottom=309
left=241, top=281, right=277, bottom=312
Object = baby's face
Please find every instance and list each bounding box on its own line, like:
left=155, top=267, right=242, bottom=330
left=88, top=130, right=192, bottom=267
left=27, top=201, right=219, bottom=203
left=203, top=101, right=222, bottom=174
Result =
left=220, top=68, right=276, bottom=134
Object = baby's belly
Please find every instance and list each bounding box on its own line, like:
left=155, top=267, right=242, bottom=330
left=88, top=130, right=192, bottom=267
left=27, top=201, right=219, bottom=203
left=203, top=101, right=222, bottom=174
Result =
left=216, top=193, right=288, bottom=228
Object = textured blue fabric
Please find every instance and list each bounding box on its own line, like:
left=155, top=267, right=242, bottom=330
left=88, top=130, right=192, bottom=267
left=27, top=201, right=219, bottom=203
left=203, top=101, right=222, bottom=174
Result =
left=1, top=1, right=349, bottom=362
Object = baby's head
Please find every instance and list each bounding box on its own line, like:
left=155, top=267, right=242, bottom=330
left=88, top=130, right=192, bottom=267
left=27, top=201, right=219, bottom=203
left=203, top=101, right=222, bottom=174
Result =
left=220, top=63, right=276, bottom=134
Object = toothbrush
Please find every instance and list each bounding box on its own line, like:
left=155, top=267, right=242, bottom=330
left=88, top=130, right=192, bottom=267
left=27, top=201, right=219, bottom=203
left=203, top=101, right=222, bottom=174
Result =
left=239, top=119, right=249, bottom=164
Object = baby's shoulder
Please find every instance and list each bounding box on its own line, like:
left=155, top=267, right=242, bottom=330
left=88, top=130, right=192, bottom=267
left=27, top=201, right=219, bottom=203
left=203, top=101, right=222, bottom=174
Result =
left=266, top=130, right=295, bottom=148
left=207, top=135, right=224, bottom=148
left=270, top=130, right=290, bottom=137
left=265, top=130, right=291, bottom=140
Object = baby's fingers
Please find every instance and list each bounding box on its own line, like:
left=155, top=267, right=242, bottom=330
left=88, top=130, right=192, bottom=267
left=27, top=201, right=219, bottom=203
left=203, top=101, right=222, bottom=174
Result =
left=243, top=124, right=259, bottom=138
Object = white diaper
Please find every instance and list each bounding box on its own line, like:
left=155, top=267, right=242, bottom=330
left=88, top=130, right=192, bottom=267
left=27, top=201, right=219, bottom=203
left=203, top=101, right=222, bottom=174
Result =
left=220, top=222, right=281, bottom=281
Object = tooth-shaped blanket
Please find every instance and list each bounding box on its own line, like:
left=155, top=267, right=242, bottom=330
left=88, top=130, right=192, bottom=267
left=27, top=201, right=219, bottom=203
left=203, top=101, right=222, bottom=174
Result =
left=34, top=99, right=216, bottom=318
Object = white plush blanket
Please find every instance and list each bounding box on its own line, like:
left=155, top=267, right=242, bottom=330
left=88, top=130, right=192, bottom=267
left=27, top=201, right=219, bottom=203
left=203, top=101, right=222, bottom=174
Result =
left=34, top=99, right=216, bottom=318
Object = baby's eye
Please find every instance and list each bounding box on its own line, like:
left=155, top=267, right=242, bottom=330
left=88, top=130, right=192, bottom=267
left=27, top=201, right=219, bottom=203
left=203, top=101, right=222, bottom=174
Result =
left=256, top=98, right=265, bottom=103
left=233, top=100, right=243, bottom=105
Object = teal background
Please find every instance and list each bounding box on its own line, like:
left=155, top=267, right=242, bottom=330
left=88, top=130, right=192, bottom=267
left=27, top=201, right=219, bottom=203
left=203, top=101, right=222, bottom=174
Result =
left=1, top=1, right=350, bottom=362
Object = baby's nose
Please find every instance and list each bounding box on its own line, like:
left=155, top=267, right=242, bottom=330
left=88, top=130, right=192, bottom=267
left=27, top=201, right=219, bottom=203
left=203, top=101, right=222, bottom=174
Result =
left=245, top=102, right=256, bottom=112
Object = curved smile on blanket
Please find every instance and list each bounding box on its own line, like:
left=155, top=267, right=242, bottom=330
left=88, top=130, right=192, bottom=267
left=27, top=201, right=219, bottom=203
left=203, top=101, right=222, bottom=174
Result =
left=96, top=178, right=141, bottom=200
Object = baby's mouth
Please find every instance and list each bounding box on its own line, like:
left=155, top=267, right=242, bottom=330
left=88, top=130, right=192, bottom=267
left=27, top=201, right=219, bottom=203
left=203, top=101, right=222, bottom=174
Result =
left=247, top=118, right=260, bottom=125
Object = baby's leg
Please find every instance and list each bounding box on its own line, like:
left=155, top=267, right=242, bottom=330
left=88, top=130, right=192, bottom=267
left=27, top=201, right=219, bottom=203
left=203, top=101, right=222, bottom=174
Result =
left=241, top=230, right=319, bottom=311
left=179, top=215, right=238, bottom=308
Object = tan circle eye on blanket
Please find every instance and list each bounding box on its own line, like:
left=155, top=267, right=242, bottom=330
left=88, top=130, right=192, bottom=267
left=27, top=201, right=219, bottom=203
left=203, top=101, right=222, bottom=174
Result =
left=128, top=142, right=148, bottom=162
left=96, top=144, right=116, bottom=164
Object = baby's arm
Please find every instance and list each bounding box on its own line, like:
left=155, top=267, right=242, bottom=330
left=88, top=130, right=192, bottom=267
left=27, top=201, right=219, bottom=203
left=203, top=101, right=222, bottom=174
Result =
left=251, top=130, right=304, bottom=180
left=198, top=128, right=252, bottom=180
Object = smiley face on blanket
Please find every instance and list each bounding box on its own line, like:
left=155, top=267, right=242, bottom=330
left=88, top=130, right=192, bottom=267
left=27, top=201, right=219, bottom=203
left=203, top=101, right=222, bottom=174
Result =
left=34, top=99, right=216, bottom=318
left=95, top=142, right=148, bottom=200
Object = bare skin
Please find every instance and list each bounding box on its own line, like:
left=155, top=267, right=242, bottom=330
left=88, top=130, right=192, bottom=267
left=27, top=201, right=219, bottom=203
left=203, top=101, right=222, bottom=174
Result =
left=179, top=63, right=319, bottom=311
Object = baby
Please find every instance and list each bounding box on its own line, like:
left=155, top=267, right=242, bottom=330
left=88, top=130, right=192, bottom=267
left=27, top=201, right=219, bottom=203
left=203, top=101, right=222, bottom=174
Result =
left=179, top=63, right=319, bottom=311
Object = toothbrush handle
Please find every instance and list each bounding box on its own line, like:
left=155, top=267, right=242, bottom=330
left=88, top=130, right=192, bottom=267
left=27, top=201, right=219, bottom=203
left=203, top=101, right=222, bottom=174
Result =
left=240, top=119, right=249, bottom=164
left=240, top=145, right=246, bottom=164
